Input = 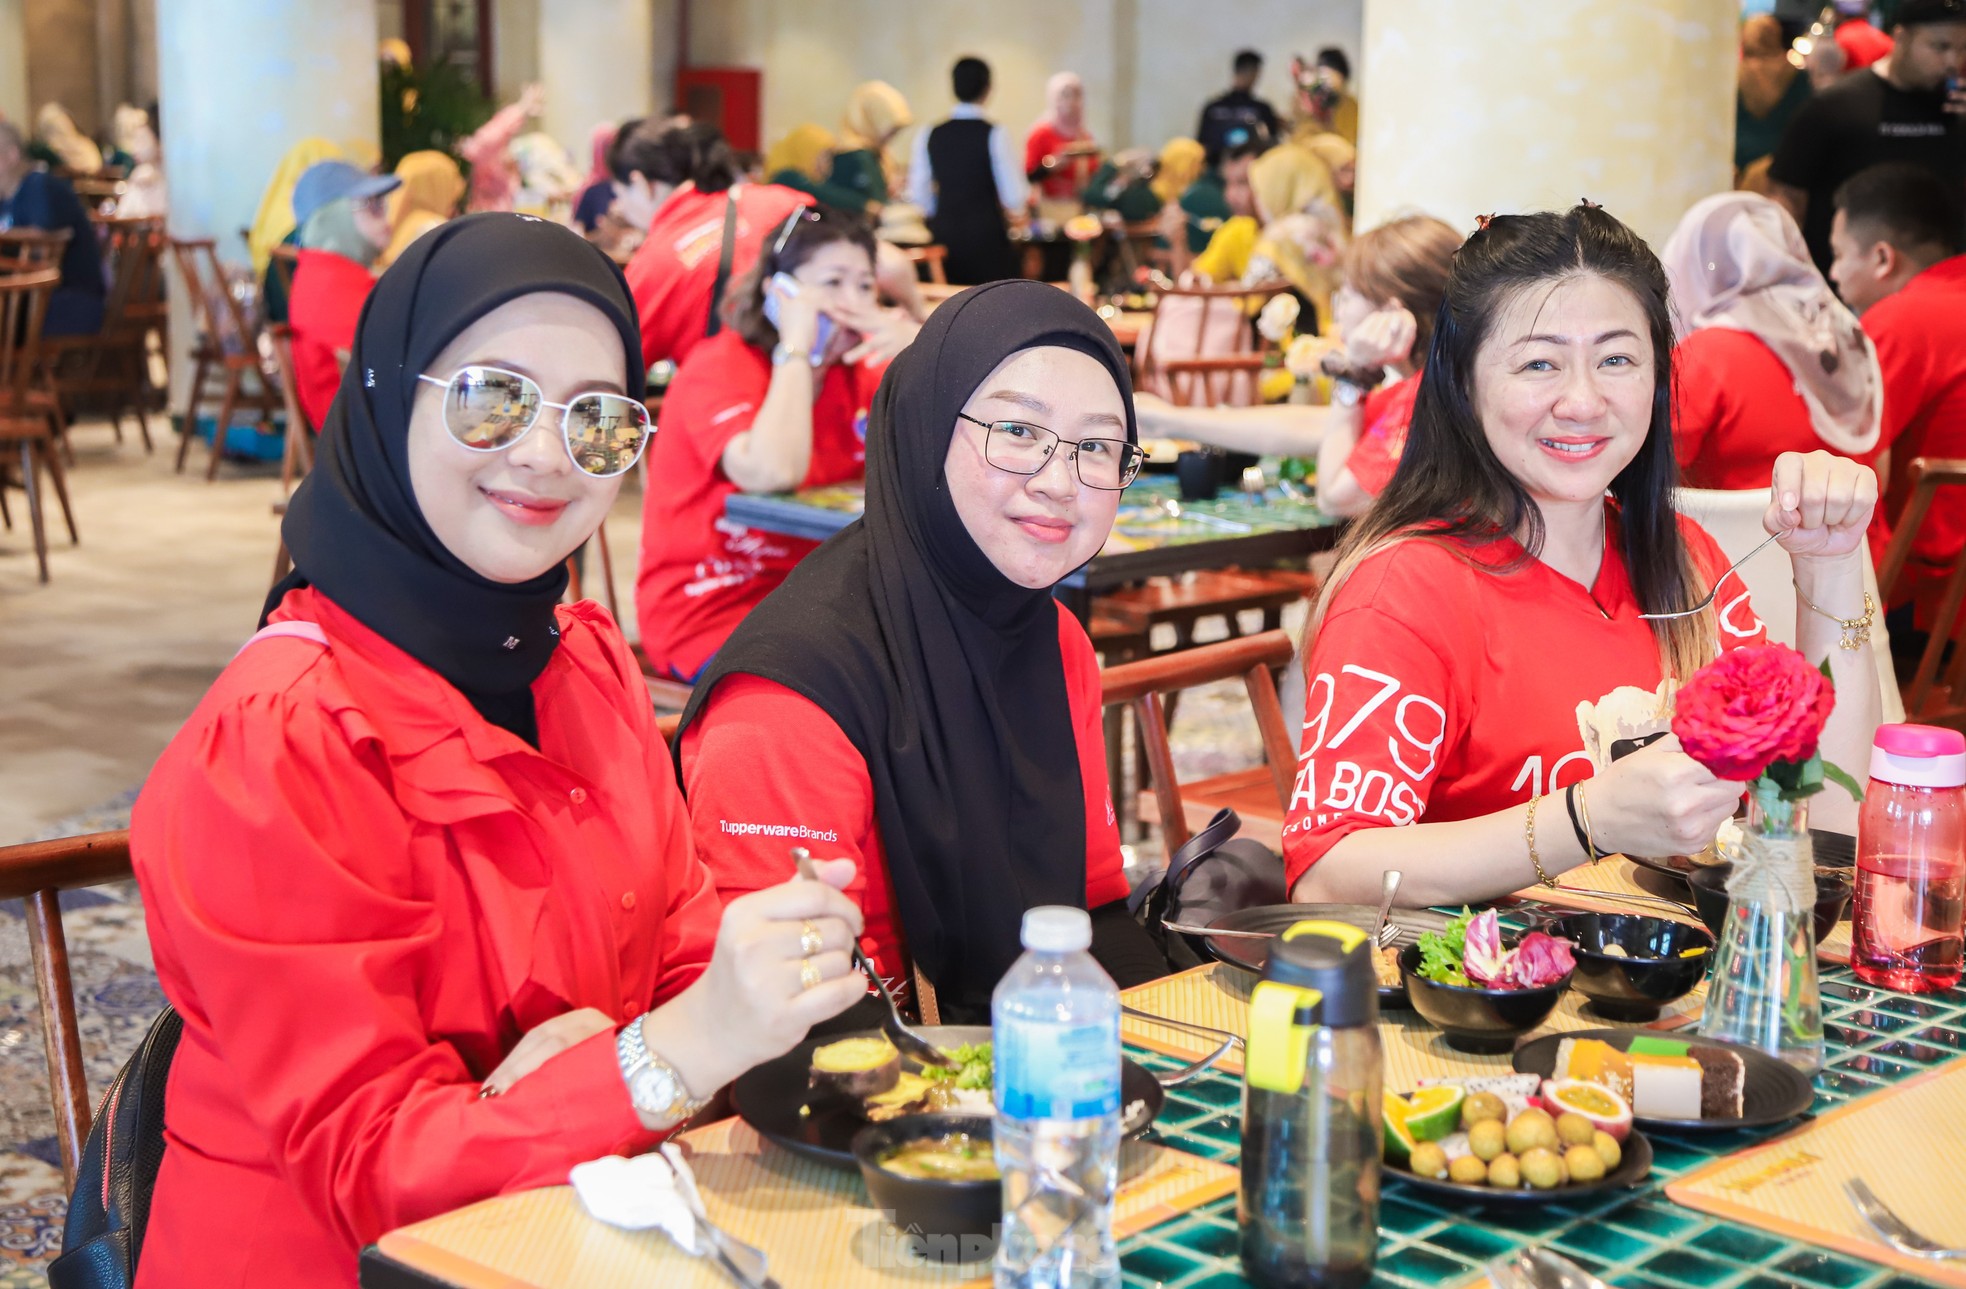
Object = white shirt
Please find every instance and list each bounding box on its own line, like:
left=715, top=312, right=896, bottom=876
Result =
left=905, top=103, right=1029, bottom=217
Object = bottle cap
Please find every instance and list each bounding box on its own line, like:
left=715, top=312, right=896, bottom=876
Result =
left=1262, top=920, right=1378, bottom=1028
left=1021, top=906, right=1092, bottom=953
left=1870, top=723, right=1966, bottom=788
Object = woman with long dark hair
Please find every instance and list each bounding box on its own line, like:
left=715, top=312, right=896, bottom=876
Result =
left=1285, top=204, right=1881, bottom=908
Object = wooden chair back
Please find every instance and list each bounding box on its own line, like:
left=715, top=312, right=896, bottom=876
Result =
left=1159, top=355, right=1269, bottom=408
left=900, top=243, right=949, bottom=285
left=1878, top=458, right=1966, bottom=727
left=0, top=268, right=58, bottom=413
left=0, top=226, right=73, bottom=273
left=1135, top=279, right=1290, bottom=397
left=95, top=216, right=167, bottom=325
left=1115, top=217, right=1170, bottom=279
left=265, top=323, right=315, bottom=494
left=0, top=829, right=135, bottom=1185
left=169, top=237, right=257, bottom=356
left=267, top=243, right=300, bottom=307
left=1099, top=629, right=1298, bottom=851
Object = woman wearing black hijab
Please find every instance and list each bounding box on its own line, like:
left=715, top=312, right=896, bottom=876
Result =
left=129, top=214, right=869, bottom=1286
left=678, top=279, right=1170, bottom=1023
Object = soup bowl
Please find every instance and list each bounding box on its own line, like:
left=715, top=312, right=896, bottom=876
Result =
left=852, top=1113, right=1001, bottom=1264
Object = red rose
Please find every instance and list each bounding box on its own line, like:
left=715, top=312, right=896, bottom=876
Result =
left=1670, top=644, right=1836, bottom=782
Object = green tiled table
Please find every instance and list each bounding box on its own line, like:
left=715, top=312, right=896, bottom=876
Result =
left=1119, top=963, right=1966, bottom=1289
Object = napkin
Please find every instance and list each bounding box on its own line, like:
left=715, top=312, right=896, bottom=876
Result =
left=569, top=1153, right=700, bottom=1253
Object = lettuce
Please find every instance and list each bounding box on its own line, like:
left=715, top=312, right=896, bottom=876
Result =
left=1416, top=907, right=1475, bottom=986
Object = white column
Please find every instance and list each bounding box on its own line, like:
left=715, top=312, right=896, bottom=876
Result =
left=154, top=0, right=378, bottom=404
left=1353, top=0, right=1737, bottom=248
left=0, top=0, right=26, bottom=126
left=538, top=0, right=655, bottom=162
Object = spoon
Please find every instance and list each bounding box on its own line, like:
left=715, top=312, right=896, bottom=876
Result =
left=1370, top=870, right=1404, bottom=951
left=1638, top=531, right=1782, bottom=619
left=789, top=847, right=955, bottom=1069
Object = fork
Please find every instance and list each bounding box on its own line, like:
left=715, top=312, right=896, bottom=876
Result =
left=1154, top=1036, right=1237, bottom=1087
left=1846, top=1177, right=1966, bottom=1261
left=1121, top=1003, right=1245, bottom=1050
left=1638, top=531, right=1782, bottom=619
left=789, top=847, right=955, bottom=1069
left=659, top=1142, right=781, bottom=1288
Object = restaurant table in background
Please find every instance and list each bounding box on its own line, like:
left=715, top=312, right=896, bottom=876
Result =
left=723, top=472, right=1341, bottom=621
left=359, top=907, right=1966, bottom=1289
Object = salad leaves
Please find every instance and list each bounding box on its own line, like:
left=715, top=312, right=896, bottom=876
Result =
left=1415, top=909, right=1577, bottom=989
left=1416, top=908, right=1475, bottom=986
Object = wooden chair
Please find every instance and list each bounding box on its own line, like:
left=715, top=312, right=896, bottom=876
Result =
left=1134, top=280, right=1290, bottom=396
left=1095, top=569, right=1307, bottom=653
left=43, top=216, right=166, bottom=453
left=266, top=243, right=300, bottom=314
left=1879, top=458, right=1966, bottom=727
left=1159, top=354, right=1269, bottom=409
left=1114, top=217, right=1170, bottom=281
left=0, top=269, right=80, bottom=582
left=0, top=829, right=136, bottom=1185
left=1100, top=630, right=1299, bottom=851
left=170, top=237, right=279, bottom=480
left=900, top=243, right=949, bottom=285
left=0, top=226, right=71, bottom=272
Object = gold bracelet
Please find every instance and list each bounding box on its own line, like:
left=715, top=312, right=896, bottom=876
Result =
left=1526, top=794, right=1555, bottom=888
left=1793, top=583, right=1875, bottom=651
left=1575, top=781, right=1601, bottom=866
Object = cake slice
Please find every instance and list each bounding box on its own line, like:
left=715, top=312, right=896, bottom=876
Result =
left=1627, top=1049, right=1703, bottom=1119
left=1687, top=1044, right=1746, bottom=1118
left=1552, top=1037, right=1633, bottom=1104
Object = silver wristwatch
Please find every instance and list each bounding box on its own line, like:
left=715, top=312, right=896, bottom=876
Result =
left=1332, top=378, right=1367, bottom=408
left=617, top=1018, right=710, bottom=1126
left=771, top=341, right=814, bottom=367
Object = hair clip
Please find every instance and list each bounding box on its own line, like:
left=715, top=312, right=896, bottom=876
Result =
left=772, top=204, right=821, bottom=256
left=1579, top=197, right=1603, bottom=210
left=1474, top=213, right=1495, bottom=232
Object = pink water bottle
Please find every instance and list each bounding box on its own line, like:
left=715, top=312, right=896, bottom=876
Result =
left=1853, top=724, right=1966, bottom=992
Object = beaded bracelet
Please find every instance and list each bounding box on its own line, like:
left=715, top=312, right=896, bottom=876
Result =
left=1793, top=584, right=1875, bottom=651
left=1526, top=794, right=1555, bottom=887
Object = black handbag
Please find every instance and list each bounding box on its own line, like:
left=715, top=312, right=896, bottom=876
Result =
left=48, top=1005, right=181, bottom=1289
left=1128, top=807, right=1286, bottom=970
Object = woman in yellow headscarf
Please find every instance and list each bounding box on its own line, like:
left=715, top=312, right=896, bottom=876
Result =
left=833, top=81, right=912, bottom=211
left=249, top=138, right=343, bottom=274
left=376, top=150, right=465, bottom=271
left=1244, top=142, right=1348, bottom=330
left=1298, top=131, right=1356, bottom=219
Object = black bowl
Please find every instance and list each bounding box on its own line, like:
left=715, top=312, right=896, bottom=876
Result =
left=1398, top=941, right=1573, bottom=1054
left=1541, top=913, right=1714, bottom=1022
left=1686, top=864, right=1855, bottom=943
left=852, top=1114, right=1001, bottom=1264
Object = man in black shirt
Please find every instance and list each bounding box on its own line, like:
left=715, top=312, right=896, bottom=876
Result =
left=1768, top=0, right=1966, bottom=275
left=1196, top=50, right=1282, bottom=166
left=0, top=119, right=104, bottom=335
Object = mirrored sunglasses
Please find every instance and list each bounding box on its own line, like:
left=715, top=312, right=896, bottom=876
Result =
left=416, top=366, right=654, bottom=479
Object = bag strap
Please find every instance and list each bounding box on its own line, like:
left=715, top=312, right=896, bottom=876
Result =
left=703, top=193, right=740, bottom=339
left=233, top=619, right=327, bottom=656
left=1126, top=806, right=1241, bottom=915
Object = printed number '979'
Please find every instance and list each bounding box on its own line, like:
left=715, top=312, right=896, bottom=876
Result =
left=1294, top=665, right=1447, bottom=826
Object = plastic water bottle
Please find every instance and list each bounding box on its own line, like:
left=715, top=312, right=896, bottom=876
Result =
left=993, top=906, right=1121, bottom=1289
left=1854, top=724, right=1966, bottom=993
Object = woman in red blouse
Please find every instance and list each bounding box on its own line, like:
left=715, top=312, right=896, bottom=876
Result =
left=676, top=281, right=1170, bottom=1022
left=1025, top=73, right=1101, bottom=206
left=1286, top=204, right=1882, bottom=909
left=131, top=215, right=867, bottom=1287
left=1662, top=192, right=1881, bottom=490
left=636, top=204, right=888, bottom=681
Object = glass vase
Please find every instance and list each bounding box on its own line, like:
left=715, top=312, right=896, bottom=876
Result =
left=1698, top=790, right=1824, bottom=1072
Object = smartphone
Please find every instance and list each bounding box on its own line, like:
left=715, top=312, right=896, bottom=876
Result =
left=764, top=272, right=833, bottom=362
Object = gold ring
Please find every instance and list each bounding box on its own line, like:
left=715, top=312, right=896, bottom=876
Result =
left=800, top=957, right=822, bottom=991
left=799, top=919, right=824, bottom=957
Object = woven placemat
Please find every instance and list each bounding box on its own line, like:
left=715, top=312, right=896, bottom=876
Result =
left=1121, top=962, right=1703, bottom=1087
left=374, top=1117, right=1237, bottom=1288
left=1668, top=1057, right=1966, bottom=1289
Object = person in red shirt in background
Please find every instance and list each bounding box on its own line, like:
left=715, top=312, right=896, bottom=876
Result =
left=1835, top=5, right=1897, bottom=74
left=676, top=282, right=1170, bottom=1023
left=128, top=216, right=867, bottom=1288
left=1129, top=213, right=1461, bottom=517
left=286, top=160, right=399, bottom=429
left=1663, top=191, right=1882, bottom=490
left=1285, top=205, right=1881, bottom=909
left=614, top=119, right=809, bottom=369
left=1829, top=162, right=1966, bottom=641
left=636, top=206, right=887, bottom=681
left=1025, top=72, right=1102, bottom=205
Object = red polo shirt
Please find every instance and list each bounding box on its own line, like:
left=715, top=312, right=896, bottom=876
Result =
left=635, top=329, right=878, bottom=680
left=1672, top=327, right=1825, bottom=491
left=1282, top=510, right=1766, bottom=888
left=287, top=249, right=374, bottom=429
left=623, top=182, right=808, bottom=367
left=1864, top=255, right=1966, bottom=623
left=131, top=588, right=720, bottom=1287
left=678, top=607, right=1129, bottom=1009
left=1343, top=371, right=1422, bottom=497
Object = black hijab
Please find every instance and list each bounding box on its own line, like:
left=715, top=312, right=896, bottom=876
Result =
left=678, top=280, right=1137, bottom=1019
left=264, top=212, right=644, bottom=743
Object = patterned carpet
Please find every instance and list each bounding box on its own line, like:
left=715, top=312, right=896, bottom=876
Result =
left=0, top=656, right=1272, bottom=1275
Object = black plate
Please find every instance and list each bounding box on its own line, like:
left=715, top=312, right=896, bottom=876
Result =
left=1511, top=1028, right=1815, bottom=1131
left=1629, top=829, right=1856, bottom=883
left=1387, top=1127, right=1653, bottom=1205
left=732, top=1025, right=1164, bottom=1169
left=1204, top=904, right=1452, bottom=1009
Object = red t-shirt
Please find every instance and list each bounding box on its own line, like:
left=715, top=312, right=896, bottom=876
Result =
left=1343, top=371, right=1423, bottom=498
left=1672, top=327, right=1825, bottom=491
left=635, top=329, right=878, bottom=679
left=678, top=608, right=1129, bottom=1008
left=1024, top=123, right=1101, bottom=202
left=1281, top=510, right=1767, bottom=888
left=1864, top=256, right=1966, bottom=621
left=622, top=182, right=808, bottom=368
left=1835, top=20, right=1893, bottom=71
left=287, top=249, right=374, bottom=430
